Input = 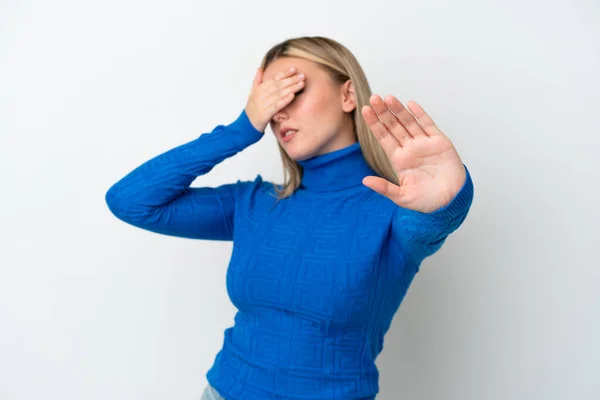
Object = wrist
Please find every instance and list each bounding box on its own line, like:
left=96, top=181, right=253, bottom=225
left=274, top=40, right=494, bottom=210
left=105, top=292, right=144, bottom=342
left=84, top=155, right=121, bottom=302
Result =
left=234, top=109, right=264, bottom=138
left=244, top=109, right=265, bottom=133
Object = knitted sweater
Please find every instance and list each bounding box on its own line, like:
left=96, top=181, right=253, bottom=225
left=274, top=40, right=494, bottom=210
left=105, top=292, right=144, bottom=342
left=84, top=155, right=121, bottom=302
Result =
left=105, top=109, right=474, bottom=399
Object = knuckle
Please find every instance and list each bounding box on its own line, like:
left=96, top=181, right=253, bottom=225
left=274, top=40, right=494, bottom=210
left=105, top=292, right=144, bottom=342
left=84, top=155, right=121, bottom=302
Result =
left=282, top=77, right=293, bottom=87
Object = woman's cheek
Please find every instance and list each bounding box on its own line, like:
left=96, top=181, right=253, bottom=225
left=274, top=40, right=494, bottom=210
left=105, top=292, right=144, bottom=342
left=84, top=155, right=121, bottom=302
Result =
left=302, top=97, right=328, bottom=121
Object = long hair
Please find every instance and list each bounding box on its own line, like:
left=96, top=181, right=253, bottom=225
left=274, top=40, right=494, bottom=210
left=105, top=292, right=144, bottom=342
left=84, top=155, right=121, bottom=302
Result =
left=260, top=36, right=398, bottom=200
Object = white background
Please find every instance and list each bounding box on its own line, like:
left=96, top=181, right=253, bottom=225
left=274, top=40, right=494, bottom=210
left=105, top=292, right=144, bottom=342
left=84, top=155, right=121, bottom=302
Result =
left=1, top=0, right=599, bottom=399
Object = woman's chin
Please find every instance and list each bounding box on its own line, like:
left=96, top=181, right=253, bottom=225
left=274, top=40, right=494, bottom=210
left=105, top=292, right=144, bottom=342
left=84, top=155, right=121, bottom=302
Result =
left=284, top=146, right=316, bottom=162
left=279, top=137, right=323, bottom=161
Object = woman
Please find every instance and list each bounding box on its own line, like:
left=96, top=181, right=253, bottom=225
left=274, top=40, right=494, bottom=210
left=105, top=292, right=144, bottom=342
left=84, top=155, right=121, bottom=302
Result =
left=106, top=36, right=474, bottom=400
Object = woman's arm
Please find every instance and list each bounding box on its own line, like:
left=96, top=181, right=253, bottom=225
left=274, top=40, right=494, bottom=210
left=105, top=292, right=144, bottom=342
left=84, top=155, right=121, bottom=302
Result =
left=391, top=164, right=474, bottom=258
left=105, top=110, right=262, bottom=240
left=360, top=96, right=475, bottom=258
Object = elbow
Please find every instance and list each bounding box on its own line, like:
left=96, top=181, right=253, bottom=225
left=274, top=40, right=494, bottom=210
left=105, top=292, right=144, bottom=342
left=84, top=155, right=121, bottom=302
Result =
left=105, top=183, right=125, bottom=219
left=105, top=182, right=137, bottom=222
left=105, top=182, right=155, bottom=227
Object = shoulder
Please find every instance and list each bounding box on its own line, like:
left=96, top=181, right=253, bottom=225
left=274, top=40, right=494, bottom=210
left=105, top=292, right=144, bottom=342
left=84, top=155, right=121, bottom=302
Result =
left=232, top=174, right=279, bottom=200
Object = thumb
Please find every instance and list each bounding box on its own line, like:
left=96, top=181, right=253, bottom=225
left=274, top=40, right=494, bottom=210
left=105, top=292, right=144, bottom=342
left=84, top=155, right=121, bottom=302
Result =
left=362, top=176, right=402, bottom=201
left=252, top=67, right=263, bottom=88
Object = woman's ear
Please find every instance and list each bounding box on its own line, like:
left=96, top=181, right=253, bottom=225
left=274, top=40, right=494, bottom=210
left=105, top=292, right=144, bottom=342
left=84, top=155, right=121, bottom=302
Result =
left=341, top=79, right=357, bottom=113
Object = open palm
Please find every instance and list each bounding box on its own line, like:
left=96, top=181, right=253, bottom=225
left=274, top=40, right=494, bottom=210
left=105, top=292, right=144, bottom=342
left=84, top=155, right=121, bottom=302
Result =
left=361, top=95, right=466, bottom=213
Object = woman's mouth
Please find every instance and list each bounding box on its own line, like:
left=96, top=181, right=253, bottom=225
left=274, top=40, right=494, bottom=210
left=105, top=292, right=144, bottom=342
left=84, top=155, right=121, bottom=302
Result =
left=281, top=130, right=298, bottom=143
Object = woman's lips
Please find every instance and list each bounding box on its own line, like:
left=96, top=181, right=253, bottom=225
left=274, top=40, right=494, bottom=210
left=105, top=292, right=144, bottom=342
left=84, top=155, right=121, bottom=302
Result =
left=281, top=130, right=297, bottom=143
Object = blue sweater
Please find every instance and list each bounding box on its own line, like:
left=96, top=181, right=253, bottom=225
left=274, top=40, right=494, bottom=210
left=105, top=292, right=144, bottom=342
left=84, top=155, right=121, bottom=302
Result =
left=106, top=109, right=474, bottom=399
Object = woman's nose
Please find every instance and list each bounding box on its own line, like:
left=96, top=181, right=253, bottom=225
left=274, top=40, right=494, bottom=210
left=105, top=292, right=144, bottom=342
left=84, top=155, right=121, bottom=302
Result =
left=272, top=112, right=287, bottom=123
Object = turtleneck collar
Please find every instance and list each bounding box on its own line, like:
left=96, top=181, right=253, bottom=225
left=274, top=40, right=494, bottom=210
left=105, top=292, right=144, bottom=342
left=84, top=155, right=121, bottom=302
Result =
left=297, top=141, right=377, bottom=192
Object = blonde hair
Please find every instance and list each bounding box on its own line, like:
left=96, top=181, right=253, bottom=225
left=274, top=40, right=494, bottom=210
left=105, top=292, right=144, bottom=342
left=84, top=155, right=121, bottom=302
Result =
left=260, top=36, right=398, bottom=200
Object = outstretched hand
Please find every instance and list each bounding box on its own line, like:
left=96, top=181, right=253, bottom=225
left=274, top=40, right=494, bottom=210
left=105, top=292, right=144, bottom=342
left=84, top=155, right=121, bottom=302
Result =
left=361, top=95, right=466, bottom=214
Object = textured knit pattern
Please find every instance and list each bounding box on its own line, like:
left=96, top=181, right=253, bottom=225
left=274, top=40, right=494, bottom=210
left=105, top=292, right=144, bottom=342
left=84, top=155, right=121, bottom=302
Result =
left=105, top=110, right=474, bottom=400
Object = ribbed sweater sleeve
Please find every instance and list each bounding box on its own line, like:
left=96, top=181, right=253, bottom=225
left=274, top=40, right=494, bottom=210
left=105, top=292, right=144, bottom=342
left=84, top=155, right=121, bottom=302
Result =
left=105, top=109, right=263, bottom=240
left=391, top=164, right=474, bottom=259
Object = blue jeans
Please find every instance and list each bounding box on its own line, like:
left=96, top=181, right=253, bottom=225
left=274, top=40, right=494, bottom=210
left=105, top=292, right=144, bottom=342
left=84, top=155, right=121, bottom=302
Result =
left=201, top=383, right=226, bottom=400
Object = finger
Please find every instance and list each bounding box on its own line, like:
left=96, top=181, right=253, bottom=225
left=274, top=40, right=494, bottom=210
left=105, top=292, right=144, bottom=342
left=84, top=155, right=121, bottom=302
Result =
left=362, top=176, right=404, bottom=203
left=265, top=75, right=304, bottom=112
left=274, top=67, right=298, bottom=82
left=275, top=72, right=305, bottom=92
left=406, top=100, right=443, bottom=136
left=278, top=78, right=305, bottom=98
left=265, top=72, right=305, bottom=112
left=259, top=68, right=302, bottom=109
left=361, top=105, right=402, bottom=159
left=271, top=92, right=296, bottom=113
left=369, top=95, right=412, bottom=146
left=384, top=96, right=428, bottom=138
